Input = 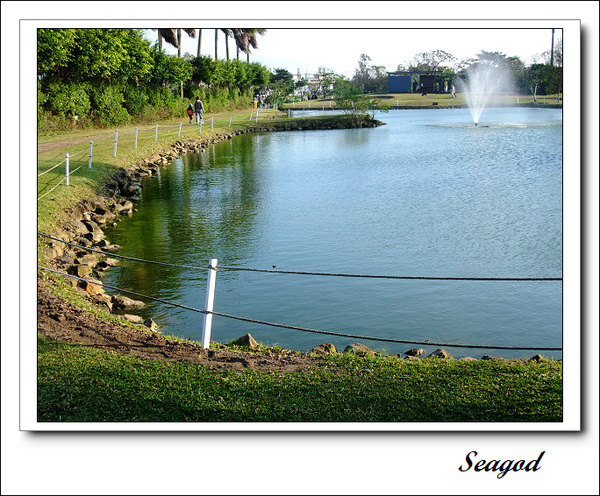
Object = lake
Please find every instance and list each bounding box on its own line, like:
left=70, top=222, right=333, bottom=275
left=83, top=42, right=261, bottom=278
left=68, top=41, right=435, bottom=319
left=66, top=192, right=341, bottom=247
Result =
left=103, top=107, right=563, bottom=359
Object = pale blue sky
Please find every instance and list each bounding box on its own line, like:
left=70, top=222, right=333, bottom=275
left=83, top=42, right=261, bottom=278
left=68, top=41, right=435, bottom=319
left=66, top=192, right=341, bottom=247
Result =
left=146, top=26, right=560, bottom=76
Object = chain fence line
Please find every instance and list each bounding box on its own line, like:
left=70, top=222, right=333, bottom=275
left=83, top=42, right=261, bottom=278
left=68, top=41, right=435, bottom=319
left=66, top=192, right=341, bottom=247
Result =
left=37, top=265, right=563, bottom=352
left=38, top=231, right=563, bottom=352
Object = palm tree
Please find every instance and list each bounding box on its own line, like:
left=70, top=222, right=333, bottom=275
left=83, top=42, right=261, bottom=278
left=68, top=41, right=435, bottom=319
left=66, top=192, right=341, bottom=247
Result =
left=153, top=28, right=196, bottom=54
left=155, top=28, right=178, bottom=52
left=231, top=29, right=267, bottom=63
left=214, top=29, right=234, bottom=60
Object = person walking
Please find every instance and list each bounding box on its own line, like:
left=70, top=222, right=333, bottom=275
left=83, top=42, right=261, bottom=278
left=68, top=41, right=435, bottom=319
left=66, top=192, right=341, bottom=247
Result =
left=194, top=96, right=204, bottom=124
left=187, top=103, right=194, bottom=124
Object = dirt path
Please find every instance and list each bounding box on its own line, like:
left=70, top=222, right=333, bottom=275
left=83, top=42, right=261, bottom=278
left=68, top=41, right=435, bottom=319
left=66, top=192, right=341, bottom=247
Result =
left=37, top=109, right=258, bottom=155
left=37, top=280, right=319, bottom=372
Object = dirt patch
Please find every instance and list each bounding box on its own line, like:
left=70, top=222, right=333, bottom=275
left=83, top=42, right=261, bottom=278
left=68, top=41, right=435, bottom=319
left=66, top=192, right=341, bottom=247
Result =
left=37, top=280, right=320, bottom=373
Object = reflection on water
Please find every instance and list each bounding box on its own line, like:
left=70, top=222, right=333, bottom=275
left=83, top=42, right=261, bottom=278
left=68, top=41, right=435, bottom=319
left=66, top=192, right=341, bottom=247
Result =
left=104, top=108, right=563, bottom=359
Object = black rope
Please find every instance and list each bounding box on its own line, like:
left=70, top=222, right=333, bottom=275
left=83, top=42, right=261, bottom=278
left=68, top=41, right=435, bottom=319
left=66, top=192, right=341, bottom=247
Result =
left=216, top=265, right=562, bottom=281
left=39, top=232, right=562, bottom=282
left=38, top=266, right=562, bottom=352
left=208, top=311, right=562, bottom=351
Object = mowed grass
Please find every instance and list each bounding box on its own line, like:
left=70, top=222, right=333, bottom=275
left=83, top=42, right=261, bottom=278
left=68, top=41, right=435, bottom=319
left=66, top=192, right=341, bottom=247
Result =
left=37, top=335, right=562, bottom=423
left=281, top=92, right=563, bottom=109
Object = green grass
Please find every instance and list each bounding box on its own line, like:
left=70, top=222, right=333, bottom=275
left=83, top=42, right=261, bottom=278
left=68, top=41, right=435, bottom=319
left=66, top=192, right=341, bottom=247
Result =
left=281, top=92, right=563, bottom=109
left=37, top=335, right=562, bottom=422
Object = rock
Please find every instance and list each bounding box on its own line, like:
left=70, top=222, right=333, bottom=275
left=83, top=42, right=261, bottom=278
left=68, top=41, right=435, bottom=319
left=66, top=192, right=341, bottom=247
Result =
left=41, top=243, right=64, bottom=259
left=111, top=295, right=145, bottom=309
left=427, top=348, right=453, bottom=359
left=404, top=348, right=425, bottom=357
left=143, top=318, right=159, bottom=331
left=115, top=200, right=134, bottom=214
left=59, top=251, right=78, bottom=265
left=481, top=355, right=509, bottom=362
left=76, top=253, right=99, bottom=265
left=529, top=354, right=545, bottom=362
left=90, top=293, right=113, bottom=311
left=122, top=314, right=144, bottom=324
left=82, top=230, right=105, bottom=243
left=78, top=276, right=105, bottom=295
left=458, top=357, right=478, bottom=361
left=76, top=236, right=93, bottom=247
left=343, top=343, right=375, bottom=357
left=404, top=355, right=421, bottom=361
left=231, top=333, right=259, bottom=349
left=66, top=220, right=89, bottom=235
left=310, top=343, right=338, bottom=355
left=66, top=264, right=93, bottom=278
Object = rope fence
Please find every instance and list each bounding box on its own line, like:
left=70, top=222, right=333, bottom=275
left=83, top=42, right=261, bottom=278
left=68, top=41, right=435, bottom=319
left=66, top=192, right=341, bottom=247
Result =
left=38, top=232, right=563, bottom=353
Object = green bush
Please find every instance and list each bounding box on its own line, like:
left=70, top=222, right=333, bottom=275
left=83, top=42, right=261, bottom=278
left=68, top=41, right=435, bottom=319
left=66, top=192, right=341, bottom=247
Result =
left=90, top=84, right=130, bottom=126
left=124, top=86, right=149, bottom=116
left=43, top=82, right=91, bottom=118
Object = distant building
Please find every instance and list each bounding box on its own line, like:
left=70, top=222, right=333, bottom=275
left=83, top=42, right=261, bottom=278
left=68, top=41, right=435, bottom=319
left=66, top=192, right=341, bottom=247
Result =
left=387, top=70, right=445, bottom=93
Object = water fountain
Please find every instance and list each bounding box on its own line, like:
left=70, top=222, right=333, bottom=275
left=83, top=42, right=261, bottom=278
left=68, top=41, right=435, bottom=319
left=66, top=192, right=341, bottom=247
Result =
left=458, top=64, right=511, bottom=126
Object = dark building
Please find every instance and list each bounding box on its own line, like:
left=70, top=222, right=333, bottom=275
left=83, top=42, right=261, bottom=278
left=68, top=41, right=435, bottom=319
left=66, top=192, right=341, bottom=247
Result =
left=387, top=70, right=445, bottom=93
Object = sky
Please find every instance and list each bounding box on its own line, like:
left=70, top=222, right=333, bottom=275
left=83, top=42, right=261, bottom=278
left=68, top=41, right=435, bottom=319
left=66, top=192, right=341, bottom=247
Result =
left=145, top=26, right=560, bottom=77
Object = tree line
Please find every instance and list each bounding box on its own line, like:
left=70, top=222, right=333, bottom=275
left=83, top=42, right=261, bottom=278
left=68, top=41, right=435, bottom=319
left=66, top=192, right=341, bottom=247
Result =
left=347, top=48, right=563, bottom=98
left=37, top=28, right=271, bottom=132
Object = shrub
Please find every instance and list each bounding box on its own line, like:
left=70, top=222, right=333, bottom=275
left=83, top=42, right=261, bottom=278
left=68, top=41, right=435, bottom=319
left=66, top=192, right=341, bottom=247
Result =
left=124, top=86, right=149, bottom=116
left=90, top=84, right=130, bottom=126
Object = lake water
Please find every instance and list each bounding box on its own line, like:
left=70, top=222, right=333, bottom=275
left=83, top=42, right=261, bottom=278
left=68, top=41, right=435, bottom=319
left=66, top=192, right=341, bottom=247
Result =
left=103, top=108, right=563, bottom=359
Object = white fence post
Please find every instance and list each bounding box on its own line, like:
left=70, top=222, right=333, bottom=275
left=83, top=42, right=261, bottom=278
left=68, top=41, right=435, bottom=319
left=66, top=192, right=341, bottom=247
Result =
left=250, top=111, right=253, bottom=120
left=65, top=153, right=69, bottom=186
left=113, top=129, right=118, bottom=157
left=155, top=123, right=158, bottom=141
left=201, top=258, right=218, bottom=349
left=178, top=122, right=182, bottom=137
left=88, top=141, right=93, bottom=168
left=135, top=127, right=138, bottom=149
left=199, top=123, right=202, bottom=134
left=211, top=116, right=214, bottom=129
left=229, top=117, right=232, bottom=128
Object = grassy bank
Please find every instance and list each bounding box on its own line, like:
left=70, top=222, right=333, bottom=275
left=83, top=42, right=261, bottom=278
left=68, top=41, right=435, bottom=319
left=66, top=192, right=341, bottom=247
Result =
left=282, top=92, right=563, bottom=109
left=37, top=335, right=562, bottom=422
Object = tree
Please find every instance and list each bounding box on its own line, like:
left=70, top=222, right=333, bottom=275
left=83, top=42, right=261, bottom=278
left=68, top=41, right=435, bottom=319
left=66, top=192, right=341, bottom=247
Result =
left=333, top=78, right=388, bottom=122
left=352, top=54, right=388, bottom=93
left=38, top=29, right=153, bottom=84
left=230, top=29, right=267, bottom=63
left=400, top=50, right=456, bottom=71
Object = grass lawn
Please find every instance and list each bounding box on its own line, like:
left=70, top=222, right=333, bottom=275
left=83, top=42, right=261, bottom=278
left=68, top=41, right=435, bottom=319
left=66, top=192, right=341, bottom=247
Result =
left=281, top=92, right=563, bottom=109
left=37, top=335, right=562, bottom=423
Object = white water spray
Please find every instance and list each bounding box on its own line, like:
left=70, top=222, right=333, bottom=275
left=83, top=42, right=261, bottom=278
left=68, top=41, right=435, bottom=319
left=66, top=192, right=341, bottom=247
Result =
left=459, top=64, right=511, bottom=126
